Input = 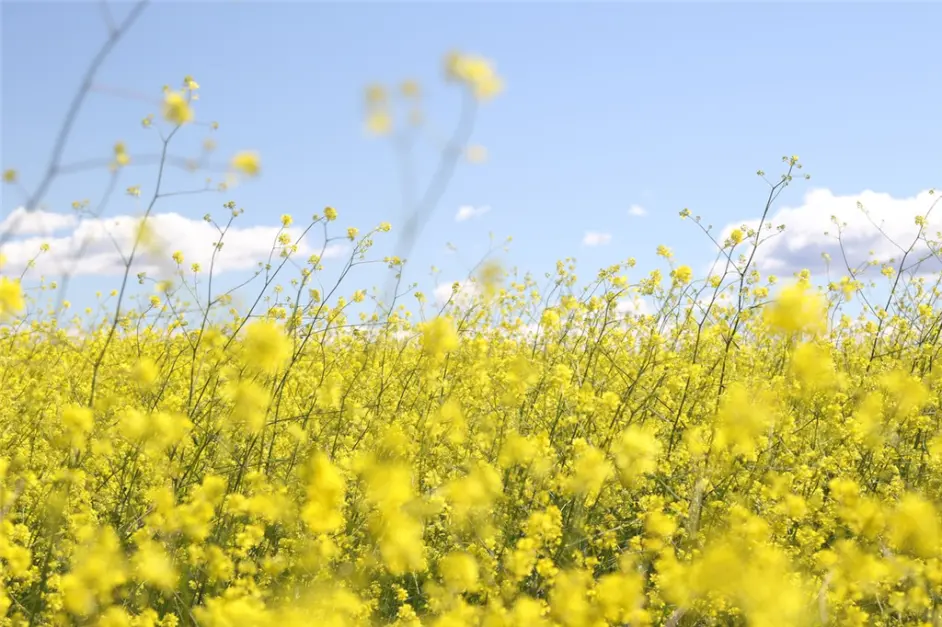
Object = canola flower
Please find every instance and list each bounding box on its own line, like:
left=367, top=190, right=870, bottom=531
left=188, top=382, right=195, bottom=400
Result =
left=0, top=277, right=25, bottom=318
left=162, top=90, right=193, bottom=125
left=231, top=151, right=261, bottom=178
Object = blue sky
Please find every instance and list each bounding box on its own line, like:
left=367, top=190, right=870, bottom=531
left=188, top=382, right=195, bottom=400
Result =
left=3, top=1, right=942, bottom=322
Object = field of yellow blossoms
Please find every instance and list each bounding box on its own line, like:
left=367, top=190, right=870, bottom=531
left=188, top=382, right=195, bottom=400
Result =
left=4, top=40, right=942, bottom=627
left=4, top=218, right=942, bottom=627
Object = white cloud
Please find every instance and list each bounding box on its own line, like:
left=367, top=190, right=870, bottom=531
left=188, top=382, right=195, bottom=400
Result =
left=628, top=204, right=647, bottom=217
left=583, top=231, right=612, bottom=247
left=0, top=211, right=348, bottom=278
left=455, top=205, right=491, bottom=222
left=1, top=207, right=78, bottom=236
left=433, top=279, right=478, bottom=306
left=722, top=188, right=942, bottom=277
left=616, top=297, right=652, bottom=316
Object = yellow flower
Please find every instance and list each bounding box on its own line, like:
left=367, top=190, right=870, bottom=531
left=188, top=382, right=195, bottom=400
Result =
left=476, top=260, right=504, bottom=299
left=3, top=169, right=18, bottom=183
left=97, top=607, right=133, bottom=627
left=541, top=308, right=560, bottom=329
left=301, top=453, right=346, bottom=534
left=789, top=342, right=836, bottom=392
left=231, top=150, right=261, bottom=177
left=113, top=141, right=130, bottom=167
left=422, top=316, right=459, bottom=360
left=224, top=379, right=270, bottom=435
left=672, top=264, right=693, bottom=285
left=365, top=83, right=387, bottom=106
left=445, top=51, right=503, bottom=101
left=612, top=425, right=661, bottom=487
left=509, top=597, right=551, bottom=627
left=0, top=277, right=25, bottom=317
left=242, top=319, right=292, bottom=374
left=133, top=540, right=178, bottom=591
left=130, top=357, right=159, bottom=389
left=366, top=109, right=392, bottom=135
left=498, top=432, right=539, bottom=469
left=764, top=281, right=827, bottom=335
left=565, top=439, right=613, bottom=499
left=713, top=382, right=773, bottom=459
left=373, top=510, right=428, bottom=575
left=324, top=206, right=338, bottom=221
left=439, top=552, right=479, bottom=593
left=596, top=571, right=645, bottom=624
left=442, top=461, right=503, bottom=526
left=135, top=217, right=162, bottom=255
left=162, top=90, right=193, bottom=125
left=888, top=494, right=941, bottom=558
left=62, top=405, right=93, bottom=433
left=549, top=569, right=594, bottom=626
left=400, top=79, right=421, bottom=98
left=60, top=527, right=127, bottom=617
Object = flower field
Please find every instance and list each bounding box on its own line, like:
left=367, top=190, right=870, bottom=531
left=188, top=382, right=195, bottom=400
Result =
left=3, top=207, right=942, bottom=626
left=4, top=17, right=942, bottom=627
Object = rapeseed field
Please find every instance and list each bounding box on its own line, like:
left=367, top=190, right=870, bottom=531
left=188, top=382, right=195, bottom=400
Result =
left=3, top=21, right=942, bottom=627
